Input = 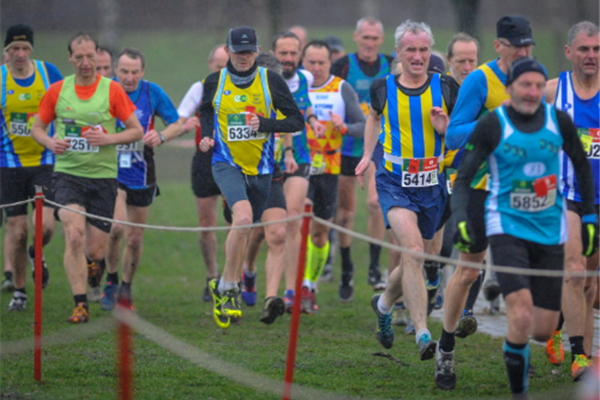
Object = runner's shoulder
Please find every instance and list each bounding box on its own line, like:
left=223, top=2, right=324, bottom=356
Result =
left=37, top=61, right=63, bottom=83
left=298, top=69, right=314, bottom=85
left=331, top=55, right=350, bottom=78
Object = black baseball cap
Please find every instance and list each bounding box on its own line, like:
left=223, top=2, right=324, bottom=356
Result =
left=497, top=15, right=535, bottom=46
left=5, top=24, right=34, bottom=50
left=324, top=35, right=344, bottom=52
left=506, top=57, right=547, bottom=86
left=227, top=27, right=259, bottom=53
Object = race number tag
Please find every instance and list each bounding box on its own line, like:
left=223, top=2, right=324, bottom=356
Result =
left=401, top=157, right=439, bottom=188
left=310, top=153, right=325, bottom=175
left=580, top=128, right=600, bottom=159
left=119, top=152, right=132, bottom=168
left=446, top=171, right=457, bottom=195
left=10, top=112, right=35, bottom=137
left=117, top=140, right=144, bottom=152
left=510, top=174, right=557, bottom=212
left=227, top=113, right=265, bottom=142
left=65, top=125, right=99, bottom=153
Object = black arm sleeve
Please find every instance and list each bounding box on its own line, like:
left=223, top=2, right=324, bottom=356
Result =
left=451, top=113, right=502, bottom=223
left=440, top=74, right=460, bottom=116
left=369, top=77, right=388, bottom=115
left=331, top=56, right=349, bottom=79
left=199, top=72, right=220, bottom=138
left=257, top=70, right=305, bottom=133
left=341, top=81, right=366, bottom=138
left=556, top=110, right=596, bottom=216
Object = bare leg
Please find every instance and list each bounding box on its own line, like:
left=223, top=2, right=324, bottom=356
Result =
left=283, top=177, right=309, bottom=291
left=121, top=204, right=150, bottom=284
left=263, top=208, right=287, bottom=298
left=106, top=189, right=127, bottom=275
left=336, top=175, right=357, bottom=249
left=6, top=216, right=29, bottom=289
left=59, top=205, right=89, bottom=296
left=222, top=200, right=253, bottom=283
left=244, top=227, right=265, bottom=274
left=196, top=196, right=219, bottom=279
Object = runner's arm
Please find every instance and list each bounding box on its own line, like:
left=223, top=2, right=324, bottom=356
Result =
left=451, top=113, right=501, bottom=223
left=556, top=110, right=596, bottom=216
left=257, top=71, right=304, bottom=133
left=106, top=113, right=143, bottom=145
left=148, top=82, right=183, bottom=144
left=199, top=72, right=220, bottom=138
left=331, top=56, right=349, bottom=79
left=341, top=81, right=366, bottom=138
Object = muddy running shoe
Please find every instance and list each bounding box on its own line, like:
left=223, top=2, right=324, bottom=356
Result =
left=29, top=245, right=49, bottom=289
left=1, top=272, right=15, bottom=292
left=339, top=271, right=354, bottom=303
left=455, top=310, right=478, bottom=338
left=209, top=279, right=230, bottom=329
left=371, top=294, right=394, bottom=349
left=101, top=282, right=118, bottom=311
left=241, top=269, right=257, bottom=306
left=426, top=271, right=441, bottom=316
left=417, top=331, right=437, bottom=361
left=221, top=288, right=242, bottom=320
left=434, top=343, right=456, bottom=390
left=284, top=289, right=294, bottom=313
left=67, top=303, right=89, bottom=323
left=260, top=296, right=285, bottom=324
left=8, top=295, right=27, bottom=311
left=572, top=354, right=591, bottom=381
left=483, top=272, right=501, bottom=302
left=319, top=262, right=334, bottom=283
left=87, top=260, right=103, bottom=288
left=545, top=329, right=564, bottom=366
left=202, top=278, right=214, bottom=302
left=300, top=286, right=317, bottom=314
left=368, top=266, right=386, bottom=291
left=88, top=286, right=102, bottom=303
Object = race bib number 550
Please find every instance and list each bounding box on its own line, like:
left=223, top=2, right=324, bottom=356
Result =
left=227, top=113, right=265, bottom=142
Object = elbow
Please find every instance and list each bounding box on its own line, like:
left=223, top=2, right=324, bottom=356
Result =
left=292, top=116, right=305, bottom=132
left=133, top=127, right=144, bottom=141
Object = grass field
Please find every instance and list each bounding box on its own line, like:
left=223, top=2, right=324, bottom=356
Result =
left=0, top=146, right=580, bottom=399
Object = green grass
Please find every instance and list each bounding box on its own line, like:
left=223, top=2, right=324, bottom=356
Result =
left=0, top=146, right=578, bottom=399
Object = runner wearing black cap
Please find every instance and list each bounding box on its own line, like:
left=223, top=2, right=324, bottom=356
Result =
left=198, top=26, right=304, bottom=329
left=1, top=24, right=63, bottom=311
left=451, top=56, right=597, bottom=399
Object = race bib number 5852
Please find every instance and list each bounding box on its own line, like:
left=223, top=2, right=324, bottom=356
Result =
left=510, top=174, right=557, bottom=212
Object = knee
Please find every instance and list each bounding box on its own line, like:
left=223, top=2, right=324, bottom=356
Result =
left=510, top=307, right=533, bottom=333
left=456, top=267, right=481, bottom=286
left=367, top=195, right=380, bottom=216
left=125, top=230, right=144, bottom=254
left=269, top=226, right=286, bottom=249
left=65, top=228, right=85, bottom=252
left=199, top=211, right=217, bottom=228
left=110, top=223, right=125, bottom=242
left=233, top=212, right=252, bottom=227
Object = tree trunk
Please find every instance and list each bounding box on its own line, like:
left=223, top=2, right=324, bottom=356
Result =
left=265, top=0, right=283, bottom=40
left=98, top=0, right=119, bottom=51
left=450, top=0, right=480, bottom=38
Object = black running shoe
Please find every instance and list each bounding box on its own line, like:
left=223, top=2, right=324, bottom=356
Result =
left=260, top=297, right=285, bottom=324
left=29, top=245, right=49, bottom=289
left=339, top=271, right=354, bottom=302
left=435, top=343, right=456, bottom=390
left=202, top=278, right=213, bottom=303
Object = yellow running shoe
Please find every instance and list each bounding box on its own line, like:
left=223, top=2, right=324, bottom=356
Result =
left=209, top=279, right=230, bottom=329
left=545, top=329, right=564, bottom=365
left=67, top=304, right=89, bottom=324
left=572, top=354, right=591, bottom=381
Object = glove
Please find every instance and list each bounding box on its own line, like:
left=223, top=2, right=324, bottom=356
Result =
left=581, top=214, right=599, bottom=257
left=453, top=221, right=474, bottom=253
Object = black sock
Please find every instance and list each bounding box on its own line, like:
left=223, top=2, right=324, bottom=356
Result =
left=569, top=336, right=585, bottom=363
left=119, top=281, right=132, bottom=296
left=4, top=271, right=13, bottom=280
left=503, top=340, right=529, bottom=395
left=74, top=294, right=88, bottom=306
left=28, top=245, right=35, bottom=259
left=556, top=313, right=564, bottom=331
left=439, top=328, right=455, bottom=352
left=85, top=255, right=92, bottom=265
left=98, top=258, right=106, bottom=273
left=423, top=261, right=439, bottom=283
left=107, top=272, right=119, bottom=285
left=340, top=246, right=352, bottom=272
left=465, top=270, right=485, bottom=312
left=369, top=244, right=382, bottom=269
left=14, top=287, right=26, bottom=297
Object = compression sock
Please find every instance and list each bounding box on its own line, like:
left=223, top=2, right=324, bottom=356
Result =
left=4, top=271, right=13, bottom=280
left=74, top=294, right=88, bottom=306
left=556, top=312, right=565, bottom=331
left=439, top=328, right=456, bottom=352
left=308, top=240, right=329, bottom=284
left=424, top=261, right=440, bottom=283
left=569, top=336, right=585, bottom=363
left=119, top=281, right=132, bottom=297
left=303, top=235, right=315, bottom=286
left=107, top=272, right=119, bottom=285
left=340, top=246, right=352, bottom=272
left=465, top=270, right=485, bottom=312
left=369, top=244, right=382, bottom=269
left=503, top=340, right=529, bottom=395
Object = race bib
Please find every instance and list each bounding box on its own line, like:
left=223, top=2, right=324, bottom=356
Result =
left=510, top=174, right=557, bottom=212
left=446, top=171, right=457, bottom=195
left=580, top=128, right=600, bottom=159
left=227, top=113, right=265, bottom=142
left=10, top=112, right=35, bottom=137
left=117, top=139, right=144, bottom=152
left=119, top=152, right=132, bottom=168
left=310, top=152, right=325, bottom=175
left=65, top=125, right=99, bottom=153
left=401, top=157, right=439, bottom=188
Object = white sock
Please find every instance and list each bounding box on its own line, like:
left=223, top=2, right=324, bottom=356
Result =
left=377, top=295, right=392, bottom=315
left=218, top=279, right=238, bottom=293
left=244, top=268, right=256, bottom=277
left=416, top=329, right=431, bottom=344
left=302, top=278, right=312, bottom=289
left=310, top=281, right=318, bottom=291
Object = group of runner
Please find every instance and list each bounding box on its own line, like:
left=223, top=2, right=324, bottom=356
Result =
left=1, top=15, right=598, bottom=399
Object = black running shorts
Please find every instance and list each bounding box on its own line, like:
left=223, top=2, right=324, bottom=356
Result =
left=307, top=173, right=338, bottom=220
left=117, top=182, right=160, bottom=208
left=1, top=165, right=55, bottom=217
left=191, top=151, right=221, bottom=198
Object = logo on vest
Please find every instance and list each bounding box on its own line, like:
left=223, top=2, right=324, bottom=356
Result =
left=234, top=94, right=248, bottom=102
left=7, top=90, right=14, bottom=95
left=562, top=103, right=572, bottom=111
left=18, top=93, right=31, bottom=101
left=523, top=162, right=546, bottom=177
left=224, top=90, right=231, bottom=95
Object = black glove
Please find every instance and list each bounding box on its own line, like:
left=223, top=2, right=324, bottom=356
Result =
left=453, top=221, right=475, bottom=253
left=581, top=214, right=599, bottom=257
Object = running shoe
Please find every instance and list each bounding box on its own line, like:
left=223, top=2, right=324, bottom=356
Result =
left=221, top=288, right=242, bottom=320
left=101, top=282, right=118, bottom=311
left=116, top=290, right=134, bottom=311
left=300, top=286, right=317, bottom=314
left=87, top=260, right=103, bottom=288
left=88, top=286, right=102, bottom=303
left=483, top=272, right=501, bottom=302
left=405, top=316, right=416, bottom=335
left=434, top=293, right=444, bottom=310
left=209, top=279, right=230, bottom=329
left=339, top=271, right=354, bottom=303
left=1, top=273, right=15, bottom=292
left=545, top=329, right=564, bottom=366
left=417, top=331, right=437, bottom=361
left=392, top=303, right=407, bottom=326
left=29, top=246, right=49, bottom=289
left=284, top=289, right=294, bottom=313
left=426, top=271, right=441, bottom=316
left=371, top=294, right=394, bottom=349
left=202, top=278, right=212, bottom=303
left=572, top=354, right=591, bottom=381
left=320, top=263, right=334, bottom=283
left=455, top=310, right=478, bottom=338
left=67, top=303, right=89, bottom=323
left=368, top=266, right=386, bottom=291
left=260, top=296, right=285, bottom=325
left=434, top=343, right=456, bottom=390
left=8, top=295, right=27, bottom=311
left=241, top=269, right=257, bottom=306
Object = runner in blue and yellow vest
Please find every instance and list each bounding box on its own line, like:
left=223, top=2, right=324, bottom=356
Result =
left=0, top=24, right=62, bottom=311
left=198, top=27, right=304, bottom=329
left=356, top=20, right=458, bottom=364
left=437, top=15, right=536, bottom=391
left=332, top=16, right=394, bottom=288
left=31, top=33, right=143, bottom=324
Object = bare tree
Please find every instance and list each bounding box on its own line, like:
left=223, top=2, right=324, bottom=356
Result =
left=99, top=0, right=119, bottom=50
left=450, top=0, right=480, bottom=38
left=265, top=0, right=283, bottom=40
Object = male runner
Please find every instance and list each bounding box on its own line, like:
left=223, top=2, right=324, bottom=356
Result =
left=435, top=15, right=536, bottom=388
left=198, top=26, right=304, bottom=329
left=544, top=21, right=600, bottom=380
left=96, top=46, right=113, bottom=78
left=288, top=26, right=307, bottom=51
left=1, top=24, right=62, bottom=310
left=332, top=16, right=393, bottom=293
left=356, top=20, right=458, bottom=360
left=31, top=32, right=143, bottom=322
left=178, top=43, right=228, bottom=302
left=324, top=35, right=346, bottom=63
left=101, top=47, right=182, bottom=310
left=300, top=39, right=365, bottom=311
left=452, top=57, right=597, bottom=398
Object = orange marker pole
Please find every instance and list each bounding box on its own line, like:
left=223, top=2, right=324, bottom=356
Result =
left=119, top=299, right=133, bottom=400
left=33, top=186, right=44, bottom=381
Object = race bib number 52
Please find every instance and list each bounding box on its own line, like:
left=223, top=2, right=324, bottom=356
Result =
left=227, top=113, right=265, bottom=142
left=65, top=125, right=99, bottom=153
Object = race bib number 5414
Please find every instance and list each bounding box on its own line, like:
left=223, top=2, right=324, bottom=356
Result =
left=401, top=157, right=439, bottom=188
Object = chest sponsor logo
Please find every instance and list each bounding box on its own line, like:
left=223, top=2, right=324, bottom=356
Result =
left=18, top=93, right=32, bottom=101
left=234, top=94, right=248, bottom=102
left=502, top=142, right=527, bottom=159
left=522, top=162, right=546, bottom=177
left=539, top=139, right=560, bottom=154
left=7, top=89, right=14, bottom=95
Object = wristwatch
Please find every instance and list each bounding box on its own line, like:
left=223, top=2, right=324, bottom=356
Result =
left=159, top=133, right=166, bottom=144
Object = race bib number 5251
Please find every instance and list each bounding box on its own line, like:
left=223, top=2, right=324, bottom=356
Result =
left=65, top=125, right=99, bottom=153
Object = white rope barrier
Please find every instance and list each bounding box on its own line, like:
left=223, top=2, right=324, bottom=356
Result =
left=0, top=198, right=36, bottom=210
